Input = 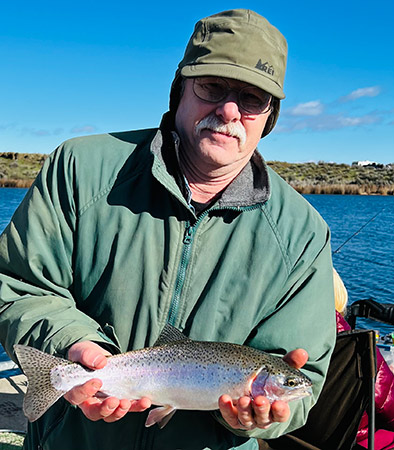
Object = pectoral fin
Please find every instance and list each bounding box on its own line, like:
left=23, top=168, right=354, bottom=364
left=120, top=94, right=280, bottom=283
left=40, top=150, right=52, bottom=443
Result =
left=145, top=405, right=177, bottom=429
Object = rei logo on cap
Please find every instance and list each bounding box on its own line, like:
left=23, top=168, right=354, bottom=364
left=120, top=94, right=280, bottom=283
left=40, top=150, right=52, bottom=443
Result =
left=255, top=60, right=274, bottom=76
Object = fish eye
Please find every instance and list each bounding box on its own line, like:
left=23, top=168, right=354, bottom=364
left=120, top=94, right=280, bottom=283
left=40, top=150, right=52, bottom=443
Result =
left=285, top=377, right=297, bottom=387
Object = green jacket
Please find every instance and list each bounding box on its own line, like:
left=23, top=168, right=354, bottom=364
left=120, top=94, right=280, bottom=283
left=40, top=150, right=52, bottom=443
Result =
left=0, top=124, right=335, bottom=450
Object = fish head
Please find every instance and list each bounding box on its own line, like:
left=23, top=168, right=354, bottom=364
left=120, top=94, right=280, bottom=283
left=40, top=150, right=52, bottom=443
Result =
left=250, top=367, right=312, bottom=403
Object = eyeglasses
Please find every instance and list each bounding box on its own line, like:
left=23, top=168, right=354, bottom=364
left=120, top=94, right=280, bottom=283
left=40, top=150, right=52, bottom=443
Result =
left=193, top=77, right=272, bottom=115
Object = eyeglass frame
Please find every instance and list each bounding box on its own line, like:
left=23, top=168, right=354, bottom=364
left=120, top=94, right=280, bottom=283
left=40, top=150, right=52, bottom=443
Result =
left=192, top=77, right=273, bottom=115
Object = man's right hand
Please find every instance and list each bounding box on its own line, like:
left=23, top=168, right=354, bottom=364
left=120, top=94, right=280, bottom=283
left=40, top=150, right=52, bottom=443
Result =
left=64, top=341, right=152, bottom=422
left=218, top=348, right=309, bottom=430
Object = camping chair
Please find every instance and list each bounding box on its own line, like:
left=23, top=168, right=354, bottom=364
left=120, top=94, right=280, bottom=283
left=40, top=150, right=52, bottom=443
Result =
left=262, top=328, right=377, bottom=450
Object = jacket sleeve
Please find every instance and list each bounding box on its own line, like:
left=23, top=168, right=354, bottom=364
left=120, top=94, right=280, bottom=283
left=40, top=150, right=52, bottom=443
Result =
left=216, top=225, right=336, bottom=439
left=0, top=145, right=119, bottom=359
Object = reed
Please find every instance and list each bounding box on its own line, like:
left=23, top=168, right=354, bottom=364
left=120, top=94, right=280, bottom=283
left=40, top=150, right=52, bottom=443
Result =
left=292, top=184, right=394, bottom=195
left=0, top=179, right=33, bottom=188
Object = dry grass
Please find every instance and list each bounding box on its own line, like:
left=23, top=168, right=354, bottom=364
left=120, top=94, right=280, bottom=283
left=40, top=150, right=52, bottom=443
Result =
left=0, top=432, right=24, bottom=450
left=267, top=160, right=394, bottom=195
left=0, top=152, right=47, bottom=188
left=0, top=180, right=33, bottom=188
left=292, top=183, right=394, bottom=195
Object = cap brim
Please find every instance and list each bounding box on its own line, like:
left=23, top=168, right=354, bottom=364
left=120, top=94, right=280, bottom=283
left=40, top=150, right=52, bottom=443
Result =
left=181, top=64, right=285, bottom=99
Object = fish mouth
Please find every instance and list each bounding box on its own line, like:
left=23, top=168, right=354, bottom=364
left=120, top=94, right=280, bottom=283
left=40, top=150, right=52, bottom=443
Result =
left=286, top=385, right=313, bottom=399
left=297, top=387, right=312, bottom=397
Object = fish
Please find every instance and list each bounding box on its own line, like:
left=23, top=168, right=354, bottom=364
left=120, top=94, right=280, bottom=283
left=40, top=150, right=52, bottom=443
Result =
left=13, top=324, right=312, bottom=427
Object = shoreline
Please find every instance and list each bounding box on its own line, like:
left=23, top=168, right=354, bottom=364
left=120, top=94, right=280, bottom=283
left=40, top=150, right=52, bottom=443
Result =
left=0, top=180, right=33, bottom=188
left=1, top=180, right=393, bottom=195
left=1, top=153, right=393, bottom=195
left=0, top=374, right=27, bottom=433
left=292, top=184, right=394, bottom=196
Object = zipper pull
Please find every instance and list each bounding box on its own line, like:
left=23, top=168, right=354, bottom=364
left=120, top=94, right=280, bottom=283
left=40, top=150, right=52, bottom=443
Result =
left=183, top=225, right=193, bottom=244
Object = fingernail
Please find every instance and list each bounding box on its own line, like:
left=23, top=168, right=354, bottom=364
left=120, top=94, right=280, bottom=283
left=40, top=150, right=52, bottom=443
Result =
left=92, top=355, right=105, bottom=368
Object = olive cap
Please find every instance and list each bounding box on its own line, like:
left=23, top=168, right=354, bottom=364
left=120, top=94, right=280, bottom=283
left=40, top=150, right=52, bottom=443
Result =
left=177, top=9, right=287, bottom=99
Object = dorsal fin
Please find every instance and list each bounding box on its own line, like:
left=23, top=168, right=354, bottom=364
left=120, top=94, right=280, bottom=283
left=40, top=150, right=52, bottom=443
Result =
left=153, top=323, right=191, bottom=346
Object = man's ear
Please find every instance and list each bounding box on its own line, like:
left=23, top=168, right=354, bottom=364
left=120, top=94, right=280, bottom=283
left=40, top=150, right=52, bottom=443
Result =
left=262, top=98, right=280, bottom=138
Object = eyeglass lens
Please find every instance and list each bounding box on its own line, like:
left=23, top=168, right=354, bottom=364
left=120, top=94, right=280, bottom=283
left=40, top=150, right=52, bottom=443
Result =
left=193, top=78, right=271, bottom=114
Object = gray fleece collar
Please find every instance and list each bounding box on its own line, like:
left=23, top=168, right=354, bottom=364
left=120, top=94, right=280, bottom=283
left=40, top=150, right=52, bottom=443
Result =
left=217, top=151, right=270, bottom=208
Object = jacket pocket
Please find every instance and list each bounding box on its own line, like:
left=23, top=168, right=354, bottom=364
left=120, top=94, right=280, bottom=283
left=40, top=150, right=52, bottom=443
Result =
left=97, top=323, right=121, bottom=352
left=38, top=399, right=69, bottom=450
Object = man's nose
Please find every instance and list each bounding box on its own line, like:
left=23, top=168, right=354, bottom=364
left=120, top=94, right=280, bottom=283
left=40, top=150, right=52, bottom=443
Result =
left=215, top=92, right=242, bottom=123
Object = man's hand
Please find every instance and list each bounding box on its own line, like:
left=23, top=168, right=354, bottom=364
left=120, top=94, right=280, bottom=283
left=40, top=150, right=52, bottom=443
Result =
left=219, top=348, right=308, bottom=430
left=64, top=341, right=151, bottom=422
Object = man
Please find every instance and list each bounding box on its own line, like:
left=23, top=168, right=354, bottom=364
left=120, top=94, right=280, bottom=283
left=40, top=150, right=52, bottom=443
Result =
left=0, top=9, right=335, bottom=450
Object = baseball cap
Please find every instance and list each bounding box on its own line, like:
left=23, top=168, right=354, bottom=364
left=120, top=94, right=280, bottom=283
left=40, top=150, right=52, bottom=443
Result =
left=170, top=9, right=288, bottom=136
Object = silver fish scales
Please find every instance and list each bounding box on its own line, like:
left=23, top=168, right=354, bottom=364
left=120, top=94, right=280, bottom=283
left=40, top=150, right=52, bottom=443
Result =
left=13, top=324, right=312, bottom=427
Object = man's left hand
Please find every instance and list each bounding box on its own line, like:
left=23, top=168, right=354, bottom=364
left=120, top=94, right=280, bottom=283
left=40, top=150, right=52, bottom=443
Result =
left=218, top=348, right=308, bottom=430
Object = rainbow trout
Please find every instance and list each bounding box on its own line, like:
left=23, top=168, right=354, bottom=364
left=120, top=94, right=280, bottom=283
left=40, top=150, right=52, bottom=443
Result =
left=14, top=324, right=312, bottom=427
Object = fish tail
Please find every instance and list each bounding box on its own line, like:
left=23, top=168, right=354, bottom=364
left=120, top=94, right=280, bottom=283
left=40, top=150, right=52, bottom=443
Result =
left=13, top=344, right=69, bottom=422
left=145, top=405, right=177, bottom=428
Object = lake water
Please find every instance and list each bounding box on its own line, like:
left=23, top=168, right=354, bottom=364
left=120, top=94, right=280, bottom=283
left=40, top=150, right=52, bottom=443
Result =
left=0, top=188, right=393, bottom=376
left=305, top=194, right=394, bottom=334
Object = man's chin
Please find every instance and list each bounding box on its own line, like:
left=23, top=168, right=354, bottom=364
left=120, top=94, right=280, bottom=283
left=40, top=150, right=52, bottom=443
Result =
left=197, top=143, right=244, bottom=166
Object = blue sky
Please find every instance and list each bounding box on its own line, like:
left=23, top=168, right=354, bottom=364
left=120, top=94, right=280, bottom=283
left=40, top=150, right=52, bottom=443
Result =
left=1, top=0, right=393, bottom=164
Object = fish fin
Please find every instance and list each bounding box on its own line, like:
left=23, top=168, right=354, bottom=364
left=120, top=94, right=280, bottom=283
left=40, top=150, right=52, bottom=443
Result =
left=250, top=369, right=269, bottom=400
left=153, top=323, right=191, bottom=346
left=145, top=405, right=177, bottom=428
left=13, top=344, right=69, bottom=422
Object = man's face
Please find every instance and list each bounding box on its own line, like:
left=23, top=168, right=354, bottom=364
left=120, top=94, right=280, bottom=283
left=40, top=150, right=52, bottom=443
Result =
left=175, top=77, right=272, bottom=173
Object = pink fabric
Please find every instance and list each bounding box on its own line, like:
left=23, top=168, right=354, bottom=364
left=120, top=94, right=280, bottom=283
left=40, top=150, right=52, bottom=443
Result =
left=336, top=312, right=394, bottom=449
left=357, top=429, right=394, bottom=449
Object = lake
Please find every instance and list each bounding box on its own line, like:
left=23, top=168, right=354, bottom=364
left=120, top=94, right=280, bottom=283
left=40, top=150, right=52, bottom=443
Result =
left=305, top=194, right=394, bottom=334
left=0, top=188, right=393, bottom=376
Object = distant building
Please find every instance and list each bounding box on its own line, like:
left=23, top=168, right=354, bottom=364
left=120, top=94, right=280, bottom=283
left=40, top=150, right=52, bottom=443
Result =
left=352, top=160, right=384, bottom=168
left=352, top=160, right=375, bottom=166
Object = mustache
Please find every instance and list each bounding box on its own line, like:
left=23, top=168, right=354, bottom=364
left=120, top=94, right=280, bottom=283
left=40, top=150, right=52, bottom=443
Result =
left=195, top=114, right=246, bottom=146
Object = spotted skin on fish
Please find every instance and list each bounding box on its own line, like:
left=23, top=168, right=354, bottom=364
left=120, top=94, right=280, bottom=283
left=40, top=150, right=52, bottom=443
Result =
left=13, top=324, right=312, bottom=427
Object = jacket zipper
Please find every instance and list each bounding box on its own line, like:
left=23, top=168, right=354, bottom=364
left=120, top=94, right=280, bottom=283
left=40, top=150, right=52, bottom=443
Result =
left=166, top=204, right=261, bottom=327
left=167, top=219, right=198, bottom=326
